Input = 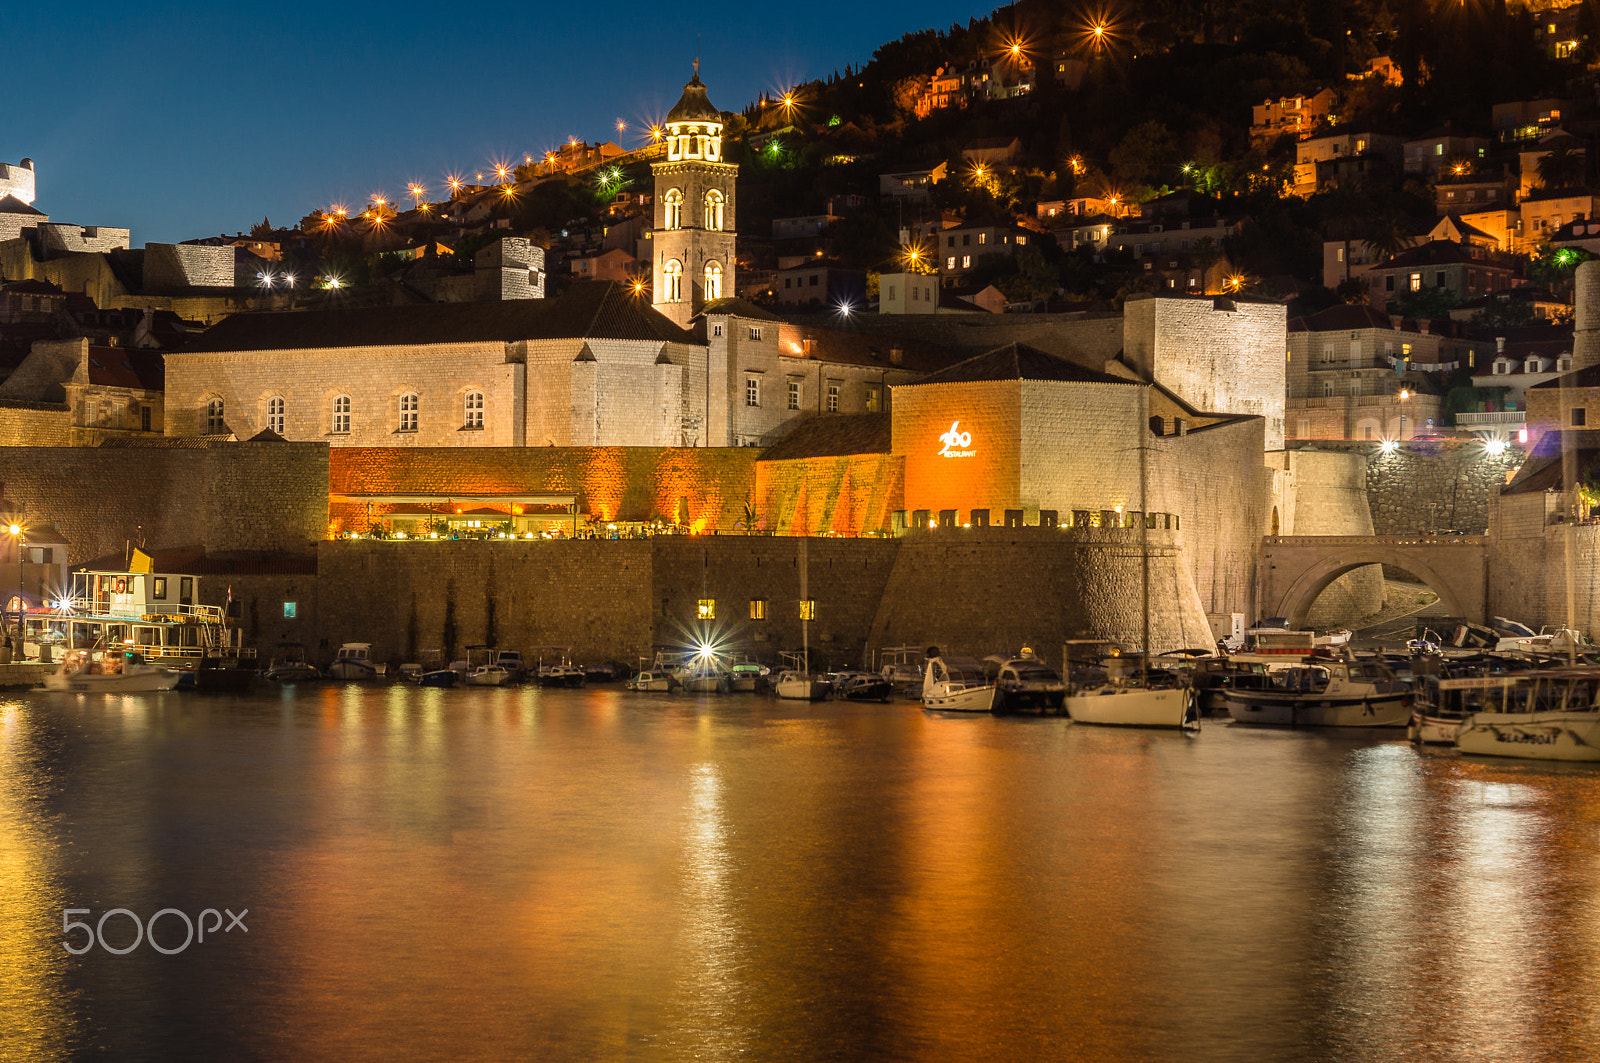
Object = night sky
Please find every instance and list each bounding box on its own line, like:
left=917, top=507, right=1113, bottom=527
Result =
left=8, top=1, right=995, bottom=246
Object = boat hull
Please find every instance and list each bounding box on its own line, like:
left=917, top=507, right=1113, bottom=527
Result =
left=1409, top=712, right=1465, bottom=745
left=1455, top=711, right=1600, bottom=762
left=922, top=684, right=997, bottom=713
left=327, top=662, right=377, bottom=681
left=1225, top=692, right=1410, bottom=727
left=626, top=676, right=673, bottom=692
left=45, top=669, right=181, bottom=692
left=1067, top=687, right=1196, bottom=728
left=775, top=678, right=830, bottom=700
left=414, top=670, right=457, bottom=688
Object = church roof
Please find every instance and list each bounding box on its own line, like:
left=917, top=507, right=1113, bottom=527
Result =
left=758, top=413, right=891, bottom=461
left=666, top=69, right=721, bottom=124
left=182, top=282, right=692, bottom=353
left=902, top=342, right=1135, bottom=387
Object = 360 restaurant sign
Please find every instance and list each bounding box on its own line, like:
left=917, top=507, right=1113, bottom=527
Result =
left=938, top=421, right=976, bottom=458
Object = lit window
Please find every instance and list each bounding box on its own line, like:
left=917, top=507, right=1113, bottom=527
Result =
left=749, top=598, right=767, bottom=621
left=331, top=395, right=350, bottom=434
left=697, top=599, right=715, bottom=619
left=962, top=255, right=971, bottom=268
left=827, top=384, right=839, bottom=413
left=464, top=391, right=484, bottom=429
left=799, top=600, right=816, bottom=621
left=746, top=377, right=760, bottom=407
left=946, top=256, right=956, bottom=269
left=283, top=602, right=297, bottom=619
left=204, top=398, right=225, bottom=434
left=1409, top=273, right=1422, bottom=292
left=664, top=260, right=683, bottom=302
left=399, top=393, right=418, bottom=432
left=704, top=189, right=724, bottom=231
left=978, top=232, right=987, bottom=244
left=865, top=387, right=879, bottom=413
left=664, top=188, right=683, bottom=229
left=266, top=396, right=284, bottom=435
left=704, top=261, right=722, bottom=300
left=788, top=381, right=800, bottom=410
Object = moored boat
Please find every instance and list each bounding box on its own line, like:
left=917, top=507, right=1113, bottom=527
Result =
left=921, top=653, right=997, bottom=713
left=534, top=647, right=585, bottom=687
left=831, top=670, right=893, bottom=701
left=1453, top=669, right=1600, bottom=762
left=45, top=649, right=181, bottom=692
left=986, top=653, right=1066, bottom=711
left=626, top=668, right=674, bottom=692
left=327, top=643, right=378, bottom=681
left=261, top=642, right=321, bottom=683
left=1224, top=657, right=1410, bottom=727
left=1064, top=683, right=1198, bottom=729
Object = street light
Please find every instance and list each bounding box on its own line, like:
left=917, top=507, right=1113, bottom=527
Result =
left=6, top=522, right=22, bottom=651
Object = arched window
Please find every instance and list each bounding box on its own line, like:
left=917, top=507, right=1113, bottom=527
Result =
left=704, top=189, right=724, bottom=231
left=204, top=398, right=225, bottom=434
left=664, top=188, right=683, bottom=230
left=331, top=395, right=350, bottom=434
left=266, top=397, right=284, bottom=435
left=664, top=260, right=683, bottom=302
left=704, top=261, right=722, bottom=301
left=398, top=393, right=418, bottom=432
left=464, top=391, right=484, bottom=429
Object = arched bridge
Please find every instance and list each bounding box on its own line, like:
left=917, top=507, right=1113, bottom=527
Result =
left=1259, top=535, right=1488, bottom=629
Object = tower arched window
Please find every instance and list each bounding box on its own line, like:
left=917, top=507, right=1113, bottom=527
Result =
left=704, top=189, right=724, bottom=231
left=398, top=393, right=419, bottom=432
left=464, top=391, right=484, bottom=429
left=266, top=396, right=284, bottom=435
left=664, top=260, right=683, bottom=302
left=664, top=188, right=683, bottom=230
left=704, top=261, right=722, bottom=301
left=204, top=398, right=225, bottom=434
left=331, top=395, right=351, bottom=434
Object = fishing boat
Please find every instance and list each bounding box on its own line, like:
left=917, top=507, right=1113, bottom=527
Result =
left=327, top=643, right=378, bottom=681
left=921, top=653, right=997, bottom=713
left=493, top=649, right=528, bottom=683
left=534, top=647, right=585, bottom=687
left=1223, top=657, right=1410, bottom=727
left=465, top=663, right=511, bottom=687
left=726, top=656, right=768, bottom=693
left=875, top=645, right=926, bottom=697
left=45, top=649, right=181, bottom=692
left=1453, top=669, right=1600, bottom=761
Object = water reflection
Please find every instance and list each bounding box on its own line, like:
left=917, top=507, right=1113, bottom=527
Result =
left=2, top=687, right=1600, bottom=1061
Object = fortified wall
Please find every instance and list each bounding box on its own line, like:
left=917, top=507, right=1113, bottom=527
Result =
left=1486, top=490, right=1600, bottom=633
left=1285, top=439, right=1522, bottom=535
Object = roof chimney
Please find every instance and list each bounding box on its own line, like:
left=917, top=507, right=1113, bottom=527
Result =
left=890, top=347, right=904, bottom=365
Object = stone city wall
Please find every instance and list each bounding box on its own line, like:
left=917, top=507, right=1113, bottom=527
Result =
left=1285, top=439, right=1522, bottom=535
left=0, top=401, right=70, bottom=446
left=756, top=452, right=904, bottom=536
left=143, top=243, right=235, bottom=289
left=1487, top=500, right=1600, bottom=634
left=0, top=442, right=328, bottom=563
left=1271, top=448, right=1384, bottom=625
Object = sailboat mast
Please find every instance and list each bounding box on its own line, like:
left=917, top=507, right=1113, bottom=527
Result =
left=1141, top=386, right=1150, bottom=664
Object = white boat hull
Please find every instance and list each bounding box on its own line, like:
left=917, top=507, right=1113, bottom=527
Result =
left=465, top=669, right=510, bottom=687
left=46, top=668, right=181, bottom=692
left=1455, top=711, right=1600, bottom=762
left=1409, top=712, right=1464, bottom=745
left=1066, top=687, right=1196, bottom=728
left=775, top=677, right=830, bottom=700
left=626, top=674, right=673, bottom=692
left=327, top=661, right=376, bottom=681
left=1225, top=692, right=1410, bottom=727
left=922, top=684, right=997, bottom=713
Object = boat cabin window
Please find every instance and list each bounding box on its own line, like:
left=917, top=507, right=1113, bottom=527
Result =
left=179, top=577, right=193, bottom=606
left=152, top=577, right=167, bottom=600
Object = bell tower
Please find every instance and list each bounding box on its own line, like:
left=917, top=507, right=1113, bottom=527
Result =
left=651, top=62, right=737, bottom=328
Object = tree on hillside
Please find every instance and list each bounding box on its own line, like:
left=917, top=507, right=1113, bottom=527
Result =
left=1536, top=141, right=1588, bottom=193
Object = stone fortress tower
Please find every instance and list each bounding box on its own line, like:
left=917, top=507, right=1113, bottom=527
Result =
left=651, top=62, right=737, bottom=328
left=1574, top=258, right=1600, bottom=371
left=0, top=158, right=36, bottom=204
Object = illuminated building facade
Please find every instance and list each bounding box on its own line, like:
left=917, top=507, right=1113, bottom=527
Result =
left=650, top=64, right=736, bottom=329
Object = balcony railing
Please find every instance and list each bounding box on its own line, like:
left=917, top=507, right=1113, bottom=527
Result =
left=1455, top=411, right=1526, bottom=426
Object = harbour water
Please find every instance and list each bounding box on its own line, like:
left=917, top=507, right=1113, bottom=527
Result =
left=3, top=684, right=1600, bottom=1062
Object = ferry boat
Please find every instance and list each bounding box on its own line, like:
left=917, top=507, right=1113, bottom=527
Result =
left=20, top=564, right=253, bottom=686
left=1453, top=669, right=1600, bottom=762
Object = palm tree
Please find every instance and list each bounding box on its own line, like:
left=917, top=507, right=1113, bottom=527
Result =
left=1363, top=210, right=1417, bottom=263
left=1536, top=140, right=1588, bottom=193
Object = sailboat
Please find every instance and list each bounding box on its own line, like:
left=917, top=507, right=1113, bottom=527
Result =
left=1062, top=385, right=1199, bottom=730
left=774, top=541, right=830, bottom=700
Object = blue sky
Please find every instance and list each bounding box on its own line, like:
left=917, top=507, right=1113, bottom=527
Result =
left=6, top=1, right=995, bottom=244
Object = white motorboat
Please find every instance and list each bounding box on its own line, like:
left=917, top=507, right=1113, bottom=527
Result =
left=45, top=650, right=181, bottom=692
left=876, top=645, right=926, bottom=697
left=327, top=643, right=378, bottom=681
left=832, top=670, right=894, bottom=701
left=1065, top=684, right=1197, bottom=729
left=626, top=669, right=674, bottom=692
left=727, top=656, right=767, bottom=693
left=921, top=654, right=998, bottom=713
left=986, top=653, right=1066, bottom=711
left=1224, top=657, right=1410, bottom=727
left=774, top=670, right=831, bottom=700
left=465, top=664, right=511, bottom=687
left=1454, top=669, right=1600, bottom=762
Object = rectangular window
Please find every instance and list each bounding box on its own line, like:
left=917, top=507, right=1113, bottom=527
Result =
left=865, top=387, right=879, bottom=413
left=787, top=381, right=800, bottom=410
left=180, top=577, right=193, bottom=605
left=962, top=234, right=971, bottom=246
left=712, top=323, right=723, bottom=337
left=140, top=405, right=152, bottom=432
left=153, top=577, right=167, bottom=599
left=697, top=599, right=715, bottom=620
left=1573, top=408, right=1588, bottom=426
left=799, top=600, right=816, bottom=621
left=749, top=599, right=767, bottom=621
left=746, top=377, right=760, bottom=407
left=784, top=278, right=792, bottom=289
left=827, top=384, right=839, bottom=413
left=283, top=602, right=297, bottom=619
left=946, top=256, right=956, bottom=269
left=1409, top=273, right=1421, bottom=292
left=962, top=255, right=971, bottom=268
left=947, top=236, right=955, bottom=247
left=978, top=232, right=987, bottom=244
left=808, top=275, right=818, bottom=286
left=749, top=326, right=763, bottom=341
left=1385, top=276, right=1395, bottom=292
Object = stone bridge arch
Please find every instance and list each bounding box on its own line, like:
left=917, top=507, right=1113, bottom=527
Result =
left=1260, top=536, right=1488, bottom=629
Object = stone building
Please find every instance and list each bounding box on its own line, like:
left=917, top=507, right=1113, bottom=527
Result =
left=0, top=337, right=164, bottom=445
left=649, top=64, right=736, bottom=329
left=1286, top=303, right=1453, bottom=440
left=0, top=159, right=37, bottom=205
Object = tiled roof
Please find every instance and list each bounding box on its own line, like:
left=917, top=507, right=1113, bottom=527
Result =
left=181, top=281, right=691, bottom=353
left=0, top=194, right=45, bottom=217
left=903, top=342, right=1135, bottom=387
left=1376, top=241, right=1504, bottom=269
left=696, top=296, right=783, bottom=322
left=759, top=413, right=891, bottom=461
left=775, top=322, right=964, bottom=373
left=1289, top=303, right=1397, bottom=333
left=85, top=347, right=163, bottom=391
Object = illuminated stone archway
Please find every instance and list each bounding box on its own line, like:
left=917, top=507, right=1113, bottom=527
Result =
left=1260, top=535, right=1487, bottom=628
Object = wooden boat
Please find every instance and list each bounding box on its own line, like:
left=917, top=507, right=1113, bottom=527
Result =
left=1454, top=669, right=1600, bottom=762
left=45, top=650, right=181, bottom=692
left=1224, top=657, right=1410, bottom=727
left=921, top=654, right=997, bottom=713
